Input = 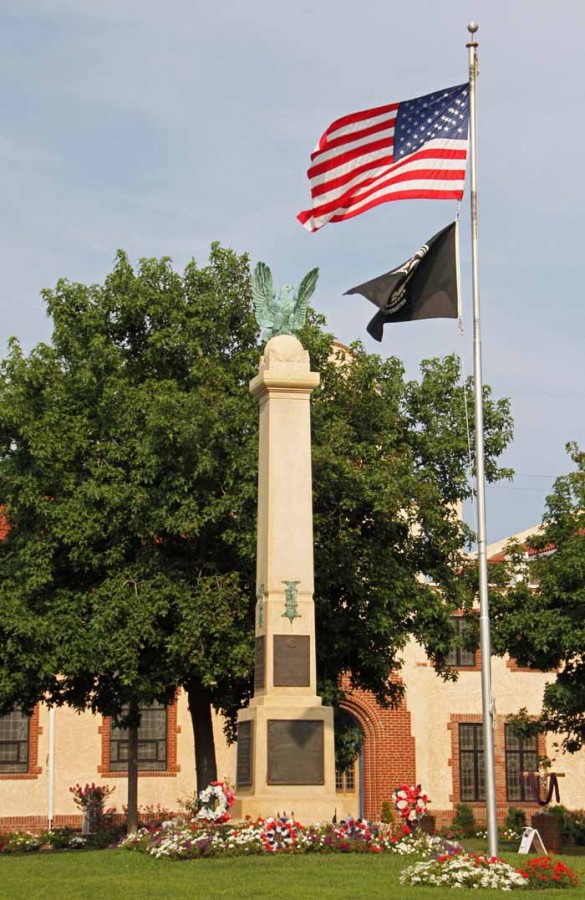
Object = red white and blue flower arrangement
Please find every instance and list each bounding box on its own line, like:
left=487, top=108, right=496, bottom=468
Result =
left=392, top=783, right=429, bottom=826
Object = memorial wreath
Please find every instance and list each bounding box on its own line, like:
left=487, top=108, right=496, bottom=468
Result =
left=196, top=780, right=235, bottom=824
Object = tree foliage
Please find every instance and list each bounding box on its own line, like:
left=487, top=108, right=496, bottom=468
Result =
left=0, top=245, right=513, bottom=783
left=0, top=246, right=259, bottom=788
left=303, top=332, right=512, bottom=708
left=490, top=443, right=585, bottom=753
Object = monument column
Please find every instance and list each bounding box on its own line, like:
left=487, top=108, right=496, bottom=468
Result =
left=233, top=333, right=337, bottom=822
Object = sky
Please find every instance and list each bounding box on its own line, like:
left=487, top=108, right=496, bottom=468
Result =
left=1, top=0, right=583, bottom=544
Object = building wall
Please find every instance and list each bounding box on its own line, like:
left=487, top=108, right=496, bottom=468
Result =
left=0, top=693, right=235, bottom=833
left=2, top=653, right=584, bottom=832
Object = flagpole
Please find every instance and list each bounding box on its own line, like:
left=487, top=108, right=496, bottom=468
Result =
left=466, top=21, right=498, bottom=858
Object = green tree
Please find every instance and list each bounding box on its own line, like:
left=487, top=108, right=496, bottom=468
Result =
left=0, top=246, right=259, bottom=814
left=0, top=246, right=513, bottom=798
left=490, top=443, right=585, bottom=753
left=304, top=336, right=512, bottom=715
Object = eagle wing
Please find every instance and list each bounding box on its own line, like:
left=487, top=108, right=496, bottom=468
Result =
left=251, top=262, right=276, bottom=332
left=291, top=267, right=319, bottom=331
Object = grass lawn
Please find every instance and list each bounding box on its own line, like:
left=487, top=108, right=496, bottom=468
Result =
left=0, top=849, right=584, bottom=900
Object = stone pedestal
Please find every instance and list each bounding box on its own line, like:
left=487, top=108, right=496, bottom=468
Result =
left=232, top=335, right=337, bottom=823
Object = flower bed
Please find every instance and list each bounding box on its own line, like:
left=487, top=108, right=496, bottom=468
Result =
left=401, top=852, right=529, bottom=890
left=0, top=832, right=43, bottom=854
left=0, top=828, right=88, bottom=853
left=400, top=851, right=580, bottom=891
left=119, top=815, right=459, bottom=861
left=518, top=856, right=580, bottom=890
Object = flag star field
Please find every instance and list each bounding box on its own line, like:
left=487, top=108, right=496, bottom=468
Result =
left=394, top=84, right=469, bottom=160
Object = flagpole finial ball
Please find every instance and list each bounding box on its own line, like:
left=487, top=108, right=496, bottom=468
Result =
left=467, top=22, right=479, bottom=34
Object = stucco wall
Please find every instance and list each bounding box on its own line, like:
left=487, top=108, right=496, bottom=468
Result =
left=0, top=691, right=236, bottom=829
left=403, top=639, right=585, bottom=820
left=2, top=654, right=584, bottom=830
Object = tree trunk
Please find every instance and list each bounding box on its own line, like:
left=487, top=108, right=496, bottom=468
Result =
left=126, top=702, right=139, bottom=834
left=187, top=679, right=218, bottom=791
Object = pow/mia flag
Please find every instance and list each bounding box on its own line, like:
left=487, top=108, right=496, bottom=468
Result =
left=345, top=221, right=460, bottom=342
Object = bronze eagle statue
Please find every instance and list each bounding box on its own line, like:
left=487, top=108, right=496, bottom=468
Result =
left=251, top=262, right=319, bottom=341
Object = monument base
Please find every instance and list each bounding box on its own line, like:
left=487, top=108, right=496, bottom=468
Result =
left=232, top=794, right=338, bottom=825
left=233, top=700, right=337, bottom=824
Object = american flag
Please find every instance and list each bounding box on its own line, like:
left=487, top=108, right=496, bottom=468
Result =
left=297, top=83, right=469, bottom=233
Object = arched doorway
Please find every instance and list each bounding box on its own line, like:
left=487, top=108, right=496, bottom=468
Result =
left=339, top=687, right=417, bottom=821
left=334, top=709, right=363, bottom=819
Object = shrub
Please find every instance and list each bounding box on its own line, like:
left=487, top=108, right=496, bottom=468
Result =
left=0, top=832, right=42, bottom=853
left=452, top=803, right=476, bottom=838
left=549, top=806, right=585, bottom=846
left=380, top=801, right=394, bottom=825
left=69, top=782, right=115, bottom=811
left=89, top=821, right=126, bottom=848
left=438, top=825, right=464, bottom=840
left=39, top=827, right=76, bottom=849
left=69, top=782, right=116, bottom=837
left=505, top=807, right=527, bottom=834
left=567, top=810, right=585, bottom=846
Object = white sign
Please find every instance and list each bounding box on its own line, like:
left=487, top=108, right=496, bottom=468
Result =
left=518, top=827, right=547, bottom=854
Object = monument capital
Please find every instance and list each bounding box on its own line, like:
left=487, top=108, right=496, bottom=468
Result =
left=250, top=334, right=320, bottom=399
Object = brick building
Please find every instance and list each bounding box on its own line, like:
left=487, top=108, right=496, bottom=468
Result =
left=1, top=527, right=584, bottom=832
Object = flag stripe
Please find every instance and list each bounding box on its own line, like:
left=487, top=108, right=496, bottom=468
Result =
left=302, top=144, right=468, bottom=230
left=298, top=84, right=469, bottom=231
left=317, top=103, right=400, bottom=147
left=315, top=115, right=398, bottom=157
left=311, top=145, right=467, bottom=200
left=308, top=149, right=395, bottom=191
left=301, top=176, right=465, bottom=232
left=312, top=167, right=467, bottom=222
left=302, top=188, right=463, bottom=232
left=315, top=120, right=397, bottom=159
left=311, top=162, right=395, bottom=204
left=308, top=134, right=396, bottom=179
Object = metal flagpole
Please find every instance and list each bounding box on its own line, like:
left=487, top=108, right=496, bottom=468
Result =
left=466, top=22, right=499, bottom=857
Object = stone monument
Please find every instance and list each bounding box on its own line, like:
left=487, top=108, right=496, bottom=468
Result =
left=232, top=265, right=337, bottom=822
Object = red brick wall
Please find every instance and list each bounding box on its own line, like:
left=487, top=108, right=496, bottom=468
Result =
left=340, top=682, right=416, bottom=821
left=0, top=815, right=82, bottom=835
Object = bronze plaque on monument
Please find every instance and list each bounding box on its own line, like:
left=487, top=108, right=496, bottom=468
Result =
left=267, top=719, right=324, bottom=784
left=273, top=635, right=310, bottom=686
left=254, top=635, right=265, bottom=690
left=236, top=720, right=253, bottom=787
